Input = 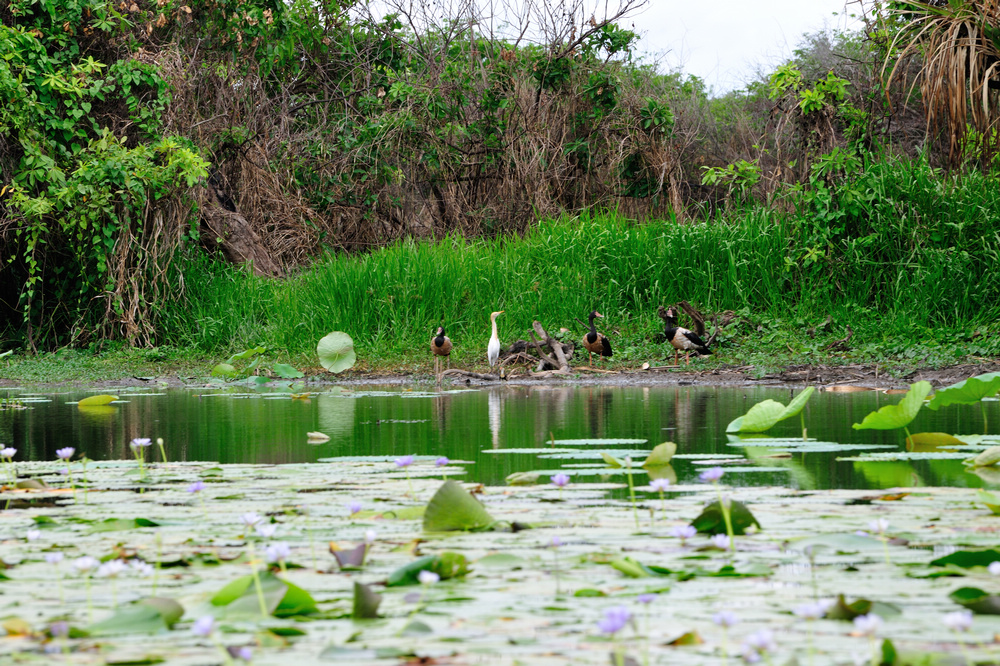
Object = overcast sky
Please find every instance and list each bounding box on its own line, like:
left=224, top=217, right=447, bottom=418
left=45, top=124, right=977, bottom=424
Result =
left=629, top=0, right=864, bottom=93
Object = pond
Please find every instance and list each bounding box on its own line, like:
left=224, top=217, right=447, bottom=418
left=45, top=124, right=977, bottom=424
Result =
left=1, top=383, right=995, bottom=490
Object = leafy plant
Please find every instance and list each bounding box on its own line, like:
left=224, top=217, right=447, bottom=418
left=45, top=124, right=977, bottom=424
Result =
left=727, top=387, right=815, bottom=438
left=423, top=480, right=495, bottom=532
left=852, top=381, right=932, bottom=441
left=927, top=371, right=1000, bottom=433
left=317, top=332, right=356, bottom=373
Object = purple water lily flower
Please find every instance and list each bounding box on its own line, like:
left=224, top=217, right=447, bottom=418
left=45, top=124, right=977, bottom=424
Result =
left=550, top=473, right=570, bottom=488
left=192, top=615, right=215, bottom=637
left=347, top=500, right=363, bottom=515
left=699, top=466, right=724, bottom=482
left=637, top=593, right=658, bottom=605
left=56, top=447, right=75, bottom=461
left=129, top=438, right=152, bottom=450
left=597, top=605, right=632, bottom=634
left=395, top=455, right=415, bottom=468
left=186, top=480, right=206, bottom=493
left=0, top=447, right=16, bottom=459
left=435, top=456, right=450, bottom=467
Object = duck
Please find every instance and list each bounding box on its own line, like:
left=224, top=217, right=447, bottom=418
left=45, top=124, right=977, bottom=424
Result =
left=430, top=326, right=452, bottom=376
left=582, top=311, right=613, bottom=367
left=661, top=306, right=711, bottom=366
left=487, top=311, right=504, bottom=369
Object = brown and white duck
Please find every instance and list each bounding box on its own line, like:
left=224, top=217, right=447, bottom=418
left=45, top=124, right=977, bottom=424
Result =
left=661, top=306, right=711, bottom=365
left=430, top=326, right=453, bottom=376
left=582, top=311, right=613, bottom=367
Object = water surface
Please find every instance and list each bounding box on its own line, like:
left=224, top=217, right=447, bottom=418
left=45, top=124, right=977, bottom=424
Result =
left=1, top=384, right=994, bottom=490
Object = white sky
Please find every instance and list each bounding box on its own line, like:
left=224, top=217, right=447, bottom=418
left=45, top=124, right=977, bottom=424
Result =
left=629, top=0, right=864, bottom=93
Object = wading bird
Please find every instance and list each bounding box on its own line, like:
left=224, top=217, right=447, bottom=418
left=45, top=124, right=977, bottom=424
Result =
left=582, top=311, right=613, bottom=367
left=662, top=306, right=711, bottom=366
left=487, top=311, right=504, bottom=370
left=430, top=326, right=452, bottom=377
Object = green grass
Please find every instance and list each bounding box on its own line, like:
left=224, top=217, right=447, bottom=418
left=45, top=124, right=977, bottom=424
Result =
left=5, top=157, right=1000, bottom=381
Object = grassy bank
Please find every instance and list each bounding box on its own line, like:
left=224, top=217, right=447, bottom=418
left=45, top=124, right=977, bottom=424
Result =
left=4, top=158, right=1000, bottom=382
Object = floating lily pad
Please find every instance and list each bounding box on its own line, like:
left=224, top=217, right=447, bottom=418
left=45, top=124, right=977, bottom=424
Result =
left=550, top=439, right=648, bottom=446
left=77, top=394, right=118, bottom=407
left=86, top=598, right=184, bottom=636
left=691, top=500, right=761, bottom=535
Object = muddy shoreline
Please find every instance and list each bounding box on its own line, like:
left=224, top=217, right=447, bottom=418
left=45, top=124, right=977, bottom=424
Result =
left=4, top=361, right=1000, bottom=390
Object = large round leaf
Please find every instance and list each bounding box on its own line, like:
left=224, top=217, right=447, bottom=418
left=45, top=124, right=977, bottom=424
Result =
left=317, top=332, right=356, bottom=373
left=927, top=372, right=1000, bottom=410
left=852, top=381, right=931, bottom=431
left=726, top=387, right=815, bottom=433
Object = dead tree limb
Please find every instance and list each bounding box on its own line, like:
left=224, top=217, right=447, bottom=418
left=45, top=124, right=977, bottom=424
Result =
left=441, top=369, right=501, bottom=380
left=678, top=301, right=706, bottom=337
left=528, top=331, right=558, bottom=369
left=823, top=325, right=854, bottom=352
left=532, top=320, right=570, bottom=371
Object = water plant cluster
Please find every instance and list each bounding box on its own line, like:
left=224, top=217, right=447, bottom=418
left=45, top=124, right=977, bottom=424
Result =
left=2, top=373, right=1000, bottom=663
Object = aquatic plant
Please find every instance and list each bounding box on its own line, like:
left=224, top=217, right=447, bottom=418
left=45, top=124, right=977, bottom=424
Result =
left=550, top=472, right=569, bottom=501
left=867, top=518, right=892, bottom=566
left=712, top=611, right=739, bottom=664
left=423, top=480, right=495, bottom=532
left=852, top=381, right=932, bottom=442
left=396, top=455, right=415, bottom=497
left=943, top=608, right=974, bottom=666
left=624, top=456, right=640, bottom=530
left=1, top=446, right=16, bottom=484
left=853, top=613, right=883, bottom=666
left=700, top=467, right=735, bottom=556
left=129, top=438, right=152, bottom=480
left=927, top=372, right=1000, bottom=434
left=435, top=456, right=450, bottom=481
left=726, top=387, right=815, bottom=439
left=550, top=536, right=563, bottom=597
left=649, top=478, right=671, bottom=515
left=597, top=605, right=633, bottom=666
left=317, top=331, right=356, bottom=373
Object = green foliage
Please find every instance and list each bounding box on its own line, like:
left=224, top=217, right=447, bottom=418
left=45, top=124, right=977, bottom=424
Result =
left=691, top=500, right=761, bottom=535
left=927, top=372, right=1000, bottom=410
left=317, top=332, right=356, bottom=373
left=852, top=382, right=932, bottom=432
left=700, top=159, right=762, bottom=202
left=726, top=387, right=815, bottom=433
left=423, top=480, right=495, bottom=532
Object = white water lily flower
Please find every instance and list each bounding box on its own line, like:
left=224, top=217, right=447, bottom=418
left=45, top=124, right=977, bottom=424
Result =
left=418, top=570, right=440, bottom=585
left=943, top=609, right=973, bottom=632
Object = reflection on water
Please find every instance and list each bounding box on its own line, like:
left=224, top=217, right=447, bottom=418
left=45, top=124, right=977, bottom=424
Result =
left=0, top=384, right=996, bottom=490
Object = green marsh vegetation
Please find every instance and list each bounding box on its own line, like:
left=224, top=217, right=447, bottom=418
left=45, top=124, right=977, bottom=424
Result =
left=3, top=1, right=1000, bottom=377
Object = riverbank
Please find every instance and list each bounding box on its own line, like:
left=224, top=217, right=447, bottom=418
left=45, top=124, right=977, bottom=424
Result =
left=0, top=457, right=997, bottom=664
left=2, top=343, right=999, bottom=390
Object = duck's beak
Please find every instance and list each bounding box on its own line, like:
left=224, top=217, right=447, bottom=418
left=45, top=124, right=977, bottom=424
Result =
left=595, top=311, right=604, bottom=318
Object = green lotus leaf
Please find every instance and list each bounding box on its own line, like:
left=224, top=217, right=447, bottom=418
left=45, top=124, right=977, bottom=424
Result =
left=210, top=363, right=237, bottom=378
left=386, top=552, right=470, bottom=587
left=976, top=489, right=1000, bottom=515
left=970, top=446, right=1000, bottom=467
left=949, top=587, right=1000, bottom=614
left=273, top=363, right=304, bottom=379
left=210, top=571, right=316, bottom=618
left=317, top=332, right=356, bottom=373
left=930, top=549, right=1000, bottom=569
left=78, top=394, right=118, bottom=407
left=691, top=500, right=761, bottom=535
left=601, top=452, right=624, bottom=468
left=927, top=372, right=1000, bottom=410
left=87, top=597, right=184, bottom=636
left=852, top=381, right=931, bottom=431
left=642, top=442, right=677, bottom=467
left=423, top=480, right=494, bottom=532
left=726, top=388, right=815, bottom=433
left=351, top=582, right=382, bottom=619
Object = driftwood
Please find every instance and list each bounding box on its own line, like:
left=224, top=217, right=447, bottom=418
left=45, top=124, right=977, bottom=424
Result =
left=532, top=320, right=571, bottom=372
left=199, top=190, right=283, bottom=277
left=677, top=300, right=706, bottom=337
left=440, top=369, right=502, bottom=380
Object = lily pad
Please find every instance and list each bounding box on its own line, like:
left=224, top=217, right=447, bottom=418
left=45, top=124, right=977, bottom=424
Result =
left=351, top=582, right=381, bottom=619
left=210, top=571, right=317, bottom=618
left=423, top=480, right=494, bottom=532
left=726, top=387, right=815, bottom=433
left=317, top=332, right=357, bottom=373
left=691, top=500, right=761, bottom=535
left=852, top=381, right=931, bottom=431
left=642, top=442, right=677, bottom=467
left=949, top=587, right=1000, bottom=615
left=87, top=598, right=184, bottom=636
left=77, top=394, right=118, bottom=407
left=273, top=363, right=305, bottom=379
left=386, top=553, right=470, bottom=587
left=928, top=372, right=1000, bottom=410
